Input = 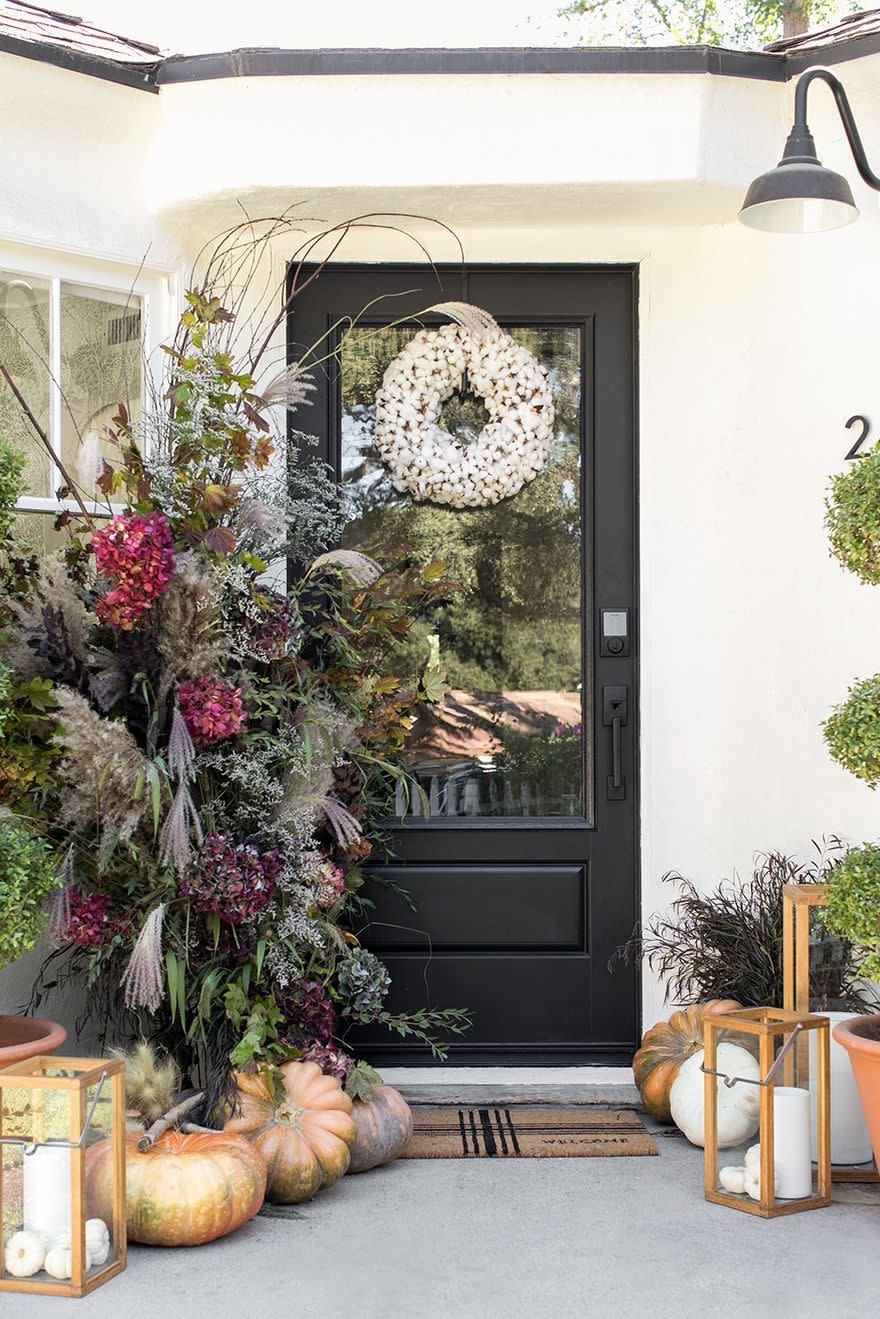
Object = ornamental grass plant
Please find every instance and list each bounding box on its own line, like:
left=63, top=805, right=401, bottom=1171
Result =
left=0, top=218, right=469, bottom=1111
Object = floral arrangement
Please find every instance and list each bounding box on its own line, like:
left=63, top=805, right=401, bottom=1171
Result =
left=0, top=228, right=468, bottom=1108
left=374, top=305, right=554, bottom=508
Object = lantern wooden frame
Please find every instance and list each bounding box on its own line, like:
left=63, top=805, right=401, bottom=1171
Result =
left=0, top=1056, right=126, bottom=1298
left=703, top=1007, right=831, bottom=1219
left=783, top=881, right=880, bottom=1183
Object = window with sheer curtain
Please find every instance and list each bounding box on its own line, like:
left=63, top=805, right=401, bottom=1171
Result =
left=0, top=267, right=144, bottom=556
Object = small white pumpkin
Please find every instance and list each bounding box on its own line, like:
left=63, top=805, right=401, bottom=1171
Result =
left=85, top=1218, right=110, bottom=1267
left=43, top=1243, right=72, bottom=1280
left=718, top=1165, right=748, bottom=1194
left=744, top=1158, right=780, bottom=1202
left=4, top=1230, right=46, bottom=1278
left=744, top=1143, right=761, bottom=1171
left=670, top=1043, right=761, bottom=1148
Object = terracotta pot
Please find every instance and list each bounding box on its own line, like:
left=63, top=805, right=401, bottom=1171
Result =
left=832, top=1015, right=880, bottom=1166
left=0, top=1014, right=67, bottom=1067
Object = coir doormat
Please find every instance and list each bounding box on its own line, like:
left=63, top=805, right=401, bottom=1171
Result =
left=401, top=1106, right=658, bottom=1159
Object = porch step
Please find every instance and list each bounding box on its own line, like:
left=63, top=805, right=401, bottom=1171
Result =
left=381, top=1066, right=640, bottom=1108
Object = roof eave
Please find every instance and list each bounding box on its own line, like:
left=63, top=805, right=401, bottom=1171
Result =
left=0, top=29, right=160, bottom=90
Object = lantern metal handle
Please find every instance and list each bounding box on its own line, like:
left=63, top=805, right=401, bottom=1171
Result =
left=700, top=1024, right=802, bottom=1089
left=0, top=1069, right=109, bottom=1155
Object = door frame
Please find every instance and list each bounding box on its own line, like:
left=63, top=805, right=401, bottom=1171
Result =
left=287, top=262, right=642, bottom=1064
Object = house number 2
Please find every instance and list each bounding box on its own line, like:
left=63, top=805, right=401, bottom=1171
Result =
left=845, top=414, right=872, bottom=459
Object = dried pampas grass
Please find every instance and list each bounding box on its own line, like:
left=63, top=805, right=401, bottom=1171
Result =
left=120, top=906, right=167, bottom=1014
left=53, top=688, right=154, bottom=845
left=153, top=553, right=225, bottom=688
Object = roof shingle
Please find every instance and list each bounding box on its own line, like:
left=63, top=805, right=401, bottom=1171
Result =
left=0, top=0, right=163, bottom=74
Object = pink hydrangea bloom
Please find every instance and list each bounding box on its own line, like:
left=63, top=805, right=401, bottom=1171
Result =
left=178, top=676, right=248, bottom=745
left=65, top=891, right=115, bottom=949
left=92, top=511, right=176, bottom=630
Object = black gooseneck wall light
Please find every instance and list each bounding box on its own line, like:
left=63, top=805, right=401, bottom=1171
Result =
left=739, top=67, right=880, bottom=233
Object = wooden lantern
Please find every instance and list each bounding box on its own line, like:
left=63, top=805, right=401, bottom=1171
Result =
left=0, top=1056, right=126, bottom=1298
left=703, top=1007, right=831, bottom=1218
left=783, top=881, right=880, bottom=1183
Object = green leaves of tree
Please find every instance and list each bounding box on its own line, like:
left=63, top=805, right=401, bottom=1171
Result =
left=826, top=447, right=880, bottom=585
left=826, top=842, right=880, bottom=981
left=823, top=673, right=880, bottom=788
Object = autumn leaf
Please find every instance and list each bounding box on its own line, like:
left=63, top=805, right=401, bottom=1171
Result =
left=203, top=526, right=236, bottom=556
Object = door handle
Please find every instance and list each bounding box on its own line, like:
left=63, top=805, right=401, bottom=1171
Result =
left=602, top=686, right=628, bottom=801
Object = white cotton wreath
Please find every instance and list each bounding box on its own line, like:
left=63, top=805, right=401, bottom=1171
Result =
left=373, top=305, right=554, bottom=508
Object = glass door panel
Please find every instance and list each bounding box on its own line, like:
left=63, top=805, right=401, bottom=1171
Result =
left=340, top=323, right=590, bottom=821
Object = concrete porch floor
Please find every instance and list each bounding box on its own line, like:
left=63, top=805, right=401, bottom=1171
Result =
left=8, top=1124, right=878, bottom=1319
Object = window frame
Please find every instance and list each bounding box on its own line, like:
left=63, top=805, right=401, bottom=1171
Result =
left=0, top=243, right=175, bottom=517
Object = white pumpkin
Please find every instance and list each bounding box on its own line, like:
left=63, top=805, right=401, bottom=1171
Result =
left=718, top=1165, right=748, bottom=1194
left=43, top=1243, right=72, bottom=1280
left=670, top=1043, right=761, bottom=1148
left=85, top=1218, right=110, bottom=1267
left=4, top=1230, right=46, bottom=1278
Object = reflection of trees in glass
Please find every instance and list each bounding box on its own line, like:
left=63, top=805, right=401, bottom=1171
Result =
left=60, top=291, right=142, bottom=490
left=0, top=277, right=51, bottom=496
left=340, top=324, right=585, bottom=817
left=60, top=293, right=141, bottom=433
left=341, top=325, right=582, bottom=691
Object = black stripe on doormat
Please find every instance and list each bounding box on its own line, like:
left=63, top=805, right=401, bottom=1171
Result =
left=494, top=1107, right=509, bottom=1156
left=504, top=1108, right=522, bottom=1156
left=479, top=1107, right=497, bottom=1156
left=469, top=1107, right=480, bottom=1155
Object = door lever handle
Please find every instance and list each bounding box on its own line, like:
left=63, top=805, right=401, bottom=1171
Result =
left=602, top=686, right=628, bottom=801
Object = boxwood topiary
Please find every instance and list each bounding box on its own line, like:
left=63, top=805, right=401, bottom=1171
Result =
left=826, top=447, right=880, bottom=584
left=823, top=674, right=880, bottom=788
left=0, top=815, right=58, bottom=971
left=826, top=842, right=880, bottom=981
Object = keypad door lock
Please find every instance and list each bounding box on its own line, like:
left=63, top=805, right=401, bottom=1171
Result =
left=601, top=607, right=630, bottom=657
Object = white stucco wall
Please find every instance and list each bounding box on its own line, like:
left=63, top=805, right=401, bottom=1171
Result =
left=2, top=48, right=880, bottom=1039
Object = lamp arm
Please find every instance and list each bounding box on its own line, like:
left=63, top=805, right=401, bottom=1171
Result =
left=793, top=67, right=880, bottom=192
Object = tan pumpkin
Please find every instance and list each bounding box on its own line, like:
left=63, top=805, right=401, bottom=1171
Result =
left=86, top=1130, right=267, bottom=1247
left=223, top=1060, right=356, bottom=1203
left=349, top=1085, right=413, bottom=1173
left=633, top=1000, right=743, bottom=1123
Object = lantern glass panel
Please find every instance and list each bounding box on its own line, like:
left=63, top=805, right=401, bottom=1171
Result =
left=703, top=1008, right=831, bottom=1218
left=1, top=1061, right=125, bottom=1295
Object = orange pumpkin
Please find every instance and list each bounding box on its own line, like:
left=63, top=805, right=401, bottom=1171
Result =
left=86, top=1130, right=267, bottom=1247
left=349, top=1085, right=413, bottom=1173
left=223, top=1060, right=356, bottom=1203
left=633, top=1000, right=743, bottom=1123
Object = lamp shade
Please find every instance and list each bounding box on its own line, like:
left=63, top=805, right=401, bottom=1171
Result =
left=739, top=159, right=859, bottom=233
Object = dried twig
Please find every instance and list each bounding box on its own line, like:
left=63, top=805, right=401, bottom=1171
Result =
left=137, top=1091, right=205, bottom=1151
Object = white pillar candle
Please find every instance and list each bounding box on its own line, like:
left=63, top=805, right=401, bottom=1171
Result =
left=772, top=1087, right=813, bottom=1200
left=23, top=1143, right=72, bottom=1240
left=809, top=1011, right=873, bottom=1166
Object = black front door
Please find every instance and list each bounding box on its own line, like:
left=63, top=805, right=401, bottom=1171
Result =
left=290, top=264, right=638, bottom=1065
